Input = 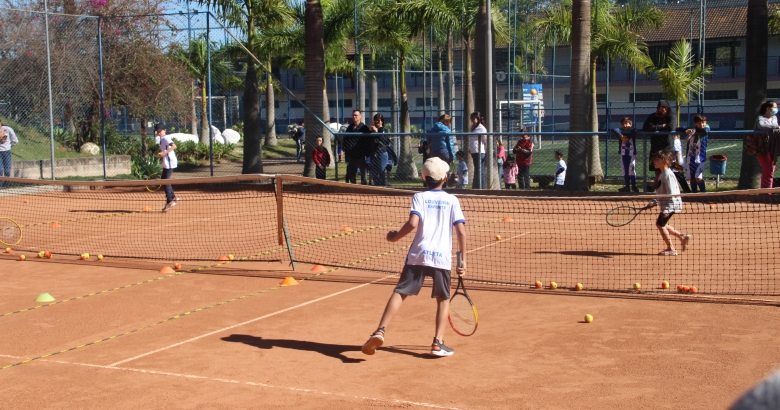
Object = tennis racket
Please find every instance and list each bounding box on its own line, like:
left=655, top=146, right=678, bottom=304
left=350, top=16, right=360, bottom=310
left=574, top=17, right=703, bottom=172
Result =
left=448, top=252, right=478, bottom=336
left=606, top=200, right=657, bottom=227
left=0, top=217, right=22, bottom=246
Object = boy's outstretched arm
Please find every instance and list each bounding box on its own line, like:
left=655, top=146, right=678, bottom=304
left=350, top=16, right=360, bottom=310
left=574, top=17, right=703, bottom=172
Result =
left=455, top=222, right=466, bottom=276
left=387, top=214, right=419, bottom=242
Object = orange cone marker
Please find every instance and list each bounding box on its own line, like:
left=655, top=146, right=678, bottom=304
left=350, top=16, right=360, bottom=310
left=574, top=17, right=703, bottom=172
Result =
left=341, top=226, right=353, bottom=233
left=49, top=222, right=61, bottom=228
left=280, top=276, right=299, bottom=286
left=217, top=255, right=230, bottom=261
left=311, top=264, right=326, bottom=272
left=502, top=216, right=514, bottom=222
left=159, top=266, right=176, bottom=274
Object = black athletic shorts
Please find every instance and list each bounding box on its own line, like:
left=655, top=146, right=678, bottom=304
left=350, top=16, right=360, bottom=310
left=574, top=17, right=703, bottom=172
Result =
left=394, top=264, right=451, bottom=299
left=656, top=211, right=674, bottom=227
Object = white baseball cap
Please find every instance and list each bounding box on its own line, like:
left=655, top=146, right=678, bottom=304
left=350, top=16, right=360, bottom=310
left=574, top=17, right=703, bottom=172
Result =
left=422, top=157, right=449, bottom=181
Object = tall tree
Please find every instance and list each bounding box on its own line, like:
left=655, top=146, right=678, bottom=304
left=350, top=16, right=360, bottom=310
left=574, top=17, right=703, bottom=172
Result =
left=304, top=0, right=325, bottom=178
left=739, top=0, right=769, bottom=189
left=655, top=39, right=711, bottom=125
left=563, top=0, right=590, bottom=191
left=536, top=0, right=660, bottom=180
left=193, top=0, right=293, bottom=172
left=172, top=35, right=233, bottom=145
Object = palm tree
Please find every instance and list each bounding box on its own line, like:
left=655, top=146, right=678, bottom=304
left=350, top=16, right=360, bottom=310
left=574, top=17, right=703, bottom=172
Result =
left=739, top=0, right=770, bottom=189
left=193, top=0, right=294, bottom=172
left=536, top=0, right=660, bottom=180
left=655, top=39, right=711, bottom=126
left=172, top=35, right=233, bottom=145
left=304, top=0, right=325, bottom=178
left=564, top=0, right=590, bottom=191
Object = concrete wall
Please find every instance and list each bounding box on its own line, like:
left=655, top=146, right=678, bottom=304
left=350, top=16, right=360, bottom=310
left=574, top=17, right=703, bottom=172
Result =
left=11, top=155, right=131, bottom=179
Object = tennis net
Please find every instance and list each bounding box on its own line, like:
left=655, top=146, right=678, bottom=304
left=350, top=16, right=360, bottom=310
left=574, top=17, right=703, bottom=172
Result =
left=1, top=175, right=778, bottom=297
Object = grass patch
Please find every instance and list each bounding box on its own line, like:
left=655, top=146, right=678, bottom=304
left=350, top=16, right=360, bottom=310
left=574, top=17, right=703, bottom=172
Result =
left=3, top=118, right=95, bottom=161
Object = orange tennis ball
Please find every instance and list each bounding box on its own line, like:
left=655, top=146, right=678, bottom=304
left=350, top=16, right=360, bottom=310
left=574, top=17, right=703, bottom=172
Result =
left=37, top=251, right=45, bottom=258
left=677, top=285, right=684, bottom=292
left=550, top=281, right=558, bottom=289
left=681, top=286, right=690, bottom=293
left=23, top=199, right=28, bottom=203
left=709, top=204, right=716, bottom=209
left=495, top=235, right=502, bottom=241
left=574, top=283, right=583, bottom=291
left=44, top=251, right=52, bottom=259
left=633, top=282, right=641, bottom=290
left=175, top=263, right=181, bottom=270
left=661, top=281, right=670, bottom=289
left=534, top=281, right=542, bottom=289
left=689, top=286, right=698, bottom=293
left=4, top=248, right=10, bottom=253
left=80, top=253, right=88, bottom=260
left=97, top=254, right=103, bottom=260
left=19, top=255, right=25, bottom=261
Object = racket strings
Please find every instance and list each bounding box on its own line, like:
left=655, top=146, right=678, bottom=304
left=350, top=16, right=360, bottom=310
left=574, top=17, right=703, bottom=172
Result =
left=606, top=206, right=638, bottom=226
left=0, top=218, right=21, bottom=245
left=449, top=294, right=476, bottom=330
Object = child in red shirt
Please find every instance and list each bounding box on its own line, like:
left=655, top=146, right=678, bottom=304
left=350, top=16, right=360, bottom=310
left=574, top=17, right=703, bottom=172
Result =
left=313, top=136, right=331, bottom=179
left=512, top=131, right=534, bottom=189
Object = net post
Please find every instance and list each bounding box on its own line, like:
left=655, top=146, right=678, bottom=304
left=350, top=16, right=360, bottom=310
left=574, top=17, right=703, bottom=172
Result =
left=274, top=175, right=296, bottom=271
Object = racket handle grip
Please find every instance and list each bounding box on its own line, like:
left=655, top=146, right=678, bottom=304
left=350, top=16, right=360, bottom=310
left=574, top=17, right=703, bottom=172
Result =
left=456, top=251, right=463, bottom=268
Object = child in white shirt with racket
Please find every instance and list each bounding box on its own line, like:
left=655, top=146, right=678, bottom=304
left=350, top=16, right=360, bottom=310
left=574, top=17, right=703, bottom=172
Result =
left=362, top=157, right=467, bottom=357
left=653, top=150, right=690, bottom=256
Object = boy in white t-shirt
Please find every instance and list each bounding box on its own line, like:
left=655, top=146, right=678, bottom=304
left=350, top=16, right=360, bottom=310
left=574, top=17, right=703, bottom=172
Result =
left=155, top=123, right=179, bottom=212
left=554, top=150, right=566, bottom=190
left=362, top=157, right=467, bottom=357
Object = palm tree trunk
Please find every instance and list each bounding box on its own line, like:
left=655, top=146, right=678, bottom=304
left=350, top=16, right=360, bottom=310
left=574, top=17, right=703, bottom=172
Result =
left=303, top=0, right=324, bottom=178
left=438, top=49, right=445, bottom=116
left=738, top=0, right=768, bottom=189
left=322, top=76, right=336, bottom=169
left=564, top=0, right=591, bottom=191
left=265, top=59, right=278, bottom=146
left=462, top=35, right=474, bottom=133
left=359, top=53, right=366, bottom=113
left=242, top=59, right=264, bottom=174
left=396, top=55, right=417, bottom=179
left=200, top=76, right=210, bottom=145
left=588, top=57, right=603, bottom=179
left=190, top=85, right=197, bottom=136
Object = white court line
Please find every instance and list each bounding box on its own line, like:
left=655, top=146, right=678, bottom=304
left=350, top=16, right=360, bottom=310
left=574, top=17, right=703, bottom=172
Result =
left=108, top=273, right=398, bottom=367
left=21, top=358, right=464, bottom=409
left=707, top=143, right=738, bottom=153
left=465, top=232, right=529, bottom=254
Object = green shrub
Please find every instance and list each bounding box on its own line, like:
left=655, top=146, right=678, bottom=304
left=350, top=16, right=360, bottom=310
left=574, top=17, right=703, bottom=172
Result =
left=131, top=154, right=162, bottom=180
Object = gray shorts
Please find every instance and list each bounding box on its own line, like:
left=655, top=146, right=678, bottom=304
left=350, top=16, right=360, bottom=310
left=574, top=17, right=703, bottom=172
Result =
left=394, top=264, right=451, bottom=299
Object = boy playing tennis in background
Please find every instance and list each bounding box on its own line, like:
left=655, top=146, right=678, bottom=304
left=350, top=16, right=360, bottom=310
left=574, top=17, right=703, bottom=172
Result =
left=362, top=157, right=467, bottom=357
left=156, top=123, right=179, bottom=212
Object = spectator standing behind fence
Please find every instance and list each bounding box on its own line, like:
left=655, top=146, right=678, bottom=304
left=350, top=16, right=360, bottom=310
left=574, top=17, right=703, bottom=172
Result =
left=672, top=131, right=692, bottom=193
left=369, top=113, right=389, bottom=187
left=513, top=131, right=534, bottom=189
left=685, top=115, right=709, bottom=193
left=502, top=155, right=518, bottom=189
left=293, top=121, right=304, bottom=163
left=312, top=136, right=330, bottom=180
left=469, top=112, right=487, bottom=188
left=613, top=117, right=639, bottom=193
left=554, top=150, right=566, bottom=190
left=496, top=138, right=506, bottom=182
left=344, top=109, right=370, bottom=185
left=751, top=100, right=778, bottom=188
left=427, top=114, right=456, bottom=164
left=0, top=120, right=18, bottom=186
left=642, top=99, right=676, bottom=192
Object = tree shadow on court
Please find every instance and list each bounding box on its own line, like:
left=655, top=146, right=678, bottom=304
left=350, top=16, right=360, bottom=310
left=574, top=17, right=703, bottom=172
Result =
left=535, top=250, right=650, bottom=258
left=221, top=334, right=431, bottom=363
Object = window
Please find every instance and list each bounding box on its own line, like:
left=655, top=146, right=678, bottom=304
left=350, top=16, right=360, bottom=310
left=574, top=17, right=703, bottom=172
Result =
left=328, top=99, right=353, bottom=108
left=415, top=97, right=439, bottom=107
left=648, top=44, right=670, bottom=67
left=702, top=90, right=738, bottom=100
left=365, top=98, right=393, bottom=107
left=630, top=92, right=665, bottom=103
left=564, top=94, right=607, bottom=104
left=290, top=100, right=306, bottom=108
left=768, top=89, right=780, bottom=98
left=706, top=41, right=740, bottom=67
left=260, top=100, right=280, bottom=109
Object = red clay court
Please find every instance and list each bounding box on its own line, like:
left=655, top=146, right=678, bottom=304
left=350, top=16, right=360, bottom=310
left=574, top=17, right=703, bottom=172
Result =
left=1, top=175, right=779, bottom=409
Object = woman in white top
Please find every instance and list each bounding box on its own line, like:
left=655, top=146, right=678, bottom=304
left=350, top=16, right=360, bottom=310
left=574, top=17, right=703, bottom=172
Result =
left=754, top=100, right=778, bottom=188
left=469, top=112, right=487, bottom=189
